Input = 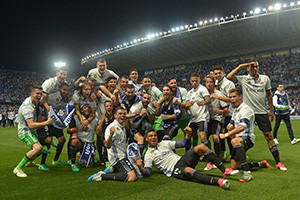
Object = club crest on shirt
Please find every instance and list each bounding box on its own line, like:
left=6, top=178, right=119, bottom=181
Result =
left=116, top=127, right=120, bottom=131
left=94, top=75, right=97, bottom=78
left=150, top=150, right=154, bottom=154
left=260, top=81, right=264, bottom=84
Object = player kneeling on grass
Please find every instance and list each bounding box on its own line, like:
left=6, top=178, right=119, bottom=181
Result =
left=13, top=85, right=53, bottom=178
left=137, top=128, right=234, bottom=189
left=67, top=103, right=101, bottom=172
left=220, top=89, right=270, bottom=183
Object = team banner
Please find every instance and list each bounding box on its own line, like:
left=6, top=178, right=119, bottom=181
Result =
left=79, top=142, right=95, bottom=167
left=126, top=143, right=143, bottom=178
left=48, top=102, right=75, bottom=129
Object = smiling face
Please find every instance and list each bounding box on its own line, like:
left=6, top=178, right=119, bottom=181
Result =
left=125, top=87, right=135, bottom=100
left=141, top=93, right=151, bottom=107
left=247, top=62, right=259, bottom=77
left=114, top=108, right=126, bottom=124
left=81, top=104, right=92, bottom=117
left=120, top=77, right=129, bottom=90
left=56, top=70, right=67, bottom=83
left=129, top=70, right=138, bottom=82
left=146, top=131, right=158, bottom=148
left=60, top=85, right=70, bottom=99
left=97, top=61, right=107, bottom=75
left=277, top=84, right=284, bottom=93
left=213, top=69, right=224, bottom=82
left=205, top=77, right=215, bottom=91
left=162, top=86, right=172, bottom=101
left=107, top=78, right=117, bottom=90
left=104, top=101, right=113, bottom=115
left=31, top=88, right=42, bottom=105
left=142, top=77, right=151, bottom=90
left=168, top=79, right=177, bottom=92
left=190, top=76, right=200, bottom=89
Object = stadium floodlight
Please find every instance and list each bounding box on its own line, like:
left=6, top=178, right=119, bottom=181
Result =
left=133, top=39, right=137, bottom=43
left=146, top=34, right=152, bottom=39
left=290, top=2, right=295, bottom=6
left=168, top=30, right=171, bottom=33
left=209, top=19, right=213, bottom=23
left=159, top=32, right=163, bottom=35
left=175, top=27, right=180, bottom=31
left=163, top=31, right=167, bottom=35
left=262, top=8, right=267, bottom=12
left=274, top=3, right=281, bottom=10
left=250, top=10, right=254, bottom=14
left=54, top=62, right=66, bottom=68
left=255, top=8, right=261, bottom=14
left=199, top=21, right=203, bottom=25
left=194, top=23, right=197, bottom=27
left=155, top=33, right=159, bottom=37
left=283, top=3, right=287, bottom=7
left=171, top=28, right=176, bottom=32
left=297, top=1, right=300, bottom=5
left=214, top=18, right=218, bottom=22
left=185, top=25, right=189, bottom=29
left=130, top=41, right=133, bottom=44
left=268, top=5, right=274, bottom=11
left=220, top=17, right=224, bottom=21
left=189, top=24, right=193, bottom=27
left=204, top=20, right=208, bottom=24
left=180, top=26, right=184, bottom=30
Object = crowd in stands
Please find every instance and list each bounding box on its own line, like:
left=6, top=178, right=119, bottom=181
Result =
left=0, top=51, right=299, bottom=115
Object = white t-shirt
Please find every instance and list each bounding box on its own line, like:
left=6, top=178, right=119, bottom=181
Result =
left=186, top=84, right=210, bottom=123
left=219, top=77, right=235, bottom=116
left=208, top=89, right=228, bottom=122
left=236, top=74, right=272, bottom=114
left=87, top=68, right=119, bottom=85
left=144, top=140, right=180, bottom=177
left=41, top=77, right=64, bottom=94
left=16, top=97, right=37, bottom=136
left=72, top=115, right=98, bottom=143
left=104, top=119, right=127, bottom=166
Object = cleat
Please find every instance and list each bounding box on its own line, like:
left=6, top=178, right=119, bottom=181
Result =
left=77, top=152, right=81, bottom=158
left=204, top=162, right=214, bottom=171
left=38, top=164, right=50, bottom=171
left=87, top=171, right=104, bottom=181
left=291, top=138, right=300, bottom=145
left=260, top=160, right=271, bottom=168
left=273, top=138, right=279, bottom=145
left=103, top=165, right=113, bottom=174
left=51, top=142, right=57, bottom=148
left=239, top=173, right=253, bottom=182
left=67, top=160, right=72, bottom=166
left=25, top=161, right=39, bottom=167
left=223, top=168, right=239, bottom=178
left=42, top=149, right=51, bottom=154
left=13, top=166, right=27, bottom=178
left=52, top=160, right=67, bottom=166
left=218, top=179, right=230, bottom=189
left=276, top=162, right=287, bottom=171
left=71, top=164, right=80, bottom=172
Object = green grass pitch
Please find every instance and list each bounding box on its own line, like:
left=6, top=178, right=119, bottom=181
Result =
left=1, top=120, right=300, bottom=200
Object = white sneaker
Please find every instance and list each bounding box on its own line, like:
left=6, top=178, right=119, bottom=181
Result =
left=291, top=138, right=300, bottom=145
left=273, top=138, right=279, bottom=145
left=93, top=171, right=105, bottom=181
left=13, top=166, right=27, bottom=178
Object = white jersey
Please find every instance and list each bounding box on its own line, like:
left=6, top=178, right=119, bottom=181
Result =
left=104, top=119, right=127, bottom=166
left=72, top=90, right=97, bottom=109
left=186, top=84, right=210, bottom=123
left=174, top=87, right=189, bottom=120
left=41, top=77, right=64, bottom=94
left=129, top=101, right=147, bottom=128
left=231, top=102, right=255, bottom=143
left=218, top=77, right=235, bottom=116
left=144, top=140, right=180, bottom=177
left=236, top=74, right=272, bottom=114
left=8, top=112, right=15, bottom=120
left=72, top=115, right=98, bottom=143
left=208, top=89, right=228, bottom=122
left=47, top=91, right=68, bottom=111
left=87, top=68, right=119, bottom=85
left=96, top=92, right=112, bottom=119
left=16, top=97, right=37, bottom=136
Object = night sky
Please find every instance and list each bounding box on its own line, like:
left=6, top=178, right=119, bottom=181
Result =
left=0, top=0, right=281, bottom=74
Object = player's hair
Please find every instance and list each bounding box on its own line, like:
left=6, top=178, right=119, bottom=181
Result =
left=248, top=60, right=259, bottom=67
left=204, top=74, right=216, bottom=83
left=120, top=75, right=129, bottom=80
left=59, top=82, right=69, bottom=88
left=229, top=88, right=241, bottom=96
left=191, top=73, right=200, bottom=79
left=104, top=100, right=113, bottom=105
left=125, top=84, right=135, bottom=90
left=144, top=129, right=157, bottom=138
left=277, top=84, right=284, bottom=87
left=212, top=65, right=224, bottom=72
left=168, top=77, right=177, bottom=82
left=162, top=84, right=173, bottom=92
left=105, top=76, right=117, bottom=85
left=97, top=58, right=106, bottom=63
left=142, top=76, right=151, bottom=82
left=113, top=106, right=125, bottom=115
left=31, top=85, right=43, bottom=93
left=80, top=81, right=92, bottom=97
left=142, top=92, right=152, bottom=97
left=130, top=68, right=138, bottom=74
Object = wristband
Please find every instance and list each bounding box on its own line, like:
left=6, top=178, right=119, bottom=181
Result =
left=225, top=133, right=229, bottom=138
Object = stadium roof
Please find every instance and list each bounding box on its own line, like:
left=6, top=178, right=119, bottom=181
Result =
left=82, top=6, right=300, bottom=74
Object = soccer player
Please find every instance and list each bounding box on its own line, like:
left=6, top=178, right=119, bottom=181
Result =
left=40, top=82, right=71, bottom=167
left=119, top=84, right=141, bottom=113
left=154, top=85, right=181, bottom=141
left=7, top=110, right=15, bottom=128
left=96, top=100, right=114, bottom=165
left=212, top=65, right=236, bottom=161
left=175, top=73, right=211, bottom=151
left=128, top=68, right=141, bottom=91
left=204, top=75, right=229, bottom=170
left=220, top=89, right=270, bottom=182
left=88, top=107, right=138, bottom=182
left=273, top=84, right=300, bottom=145
left=137, top=128, right=232, bottom=189
left=98, top=76, right=120, bottom=106
left=87, top=58, right=119, bottom=85
left=67, top=103, right=101, bottom=171
left=227, top=61, right=287, bottom=171
left=41, top=68, right=68, bottom=111
left=13, top=85, right=53, bottom=177
left=168, top=78, right=191, bottom=151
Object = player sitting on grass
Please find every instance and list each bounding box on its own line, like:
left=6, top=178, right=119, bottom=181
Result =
left=136, top=128, right=235, bottom=189
left=220, top=89, right=270, bottom=182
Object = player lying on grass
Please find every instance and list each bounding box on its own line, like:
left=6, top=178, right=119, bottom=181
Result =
left=136, top=128, right=236, bottom=189
left=220, top=88, right=271, bottom=182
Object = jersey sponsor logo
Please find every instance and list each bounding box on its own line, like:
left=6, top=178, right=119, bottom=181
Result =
left=246, top=88, right=264, bottom=93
